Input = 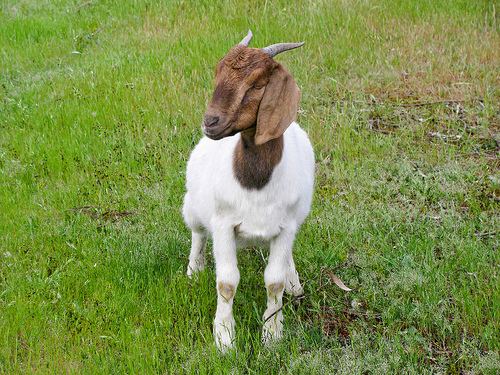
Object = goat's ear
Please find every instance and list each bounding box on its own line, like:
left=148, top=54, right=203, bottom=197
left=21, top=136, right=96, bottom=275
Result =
left=255, top=65, right=301, bottom=146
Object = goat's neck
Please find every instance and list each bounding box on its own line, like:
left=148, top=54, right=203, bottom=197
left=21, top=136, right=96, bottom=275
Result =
left=232, top=128, right=284, bottom=190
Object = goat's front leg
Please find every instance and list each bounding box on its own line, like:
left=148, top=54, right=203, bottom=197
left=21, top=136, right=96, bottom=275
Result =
left=212, top=222, right=240, bottom=352
left=262, top=226, right=298, bottom=344
left=187, top=230, right=207, bottom=277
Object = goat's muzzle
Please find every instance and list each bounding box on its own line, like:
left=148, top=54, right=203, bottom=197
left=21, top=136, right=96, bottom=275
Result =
left=202, top=114, right=231, bottom=140
left=203, top=115, right=219, bottom=128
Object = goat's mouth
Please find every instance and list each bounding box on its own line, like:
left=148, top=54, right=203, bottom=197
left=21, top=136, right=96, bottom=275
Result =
left=202, top=121, right=233, bottom=140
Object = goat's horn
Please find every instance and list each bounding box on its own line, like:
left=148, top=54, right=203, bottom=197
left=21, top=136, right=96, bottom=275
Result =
left=262, top=42, right=305, bottom=58
left=239, top=30, right=253, bottom=47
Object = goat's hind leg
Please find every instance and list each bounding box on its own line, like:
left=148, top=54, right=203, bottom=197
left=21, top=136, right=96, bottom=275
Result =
left=285, top=256, right=303, bottom=296
left=187, top=230, right=207, bottom=277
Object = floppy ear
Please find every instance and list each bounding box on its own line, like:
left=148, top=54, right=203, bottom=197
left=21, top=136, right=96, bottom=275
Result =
left=254, top=64, right=301, bottom=146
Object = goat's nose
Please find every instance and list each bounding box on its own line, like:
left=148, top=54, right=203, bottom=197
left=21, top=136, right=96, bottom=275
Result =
left=203, top=115, right=219, bottom=128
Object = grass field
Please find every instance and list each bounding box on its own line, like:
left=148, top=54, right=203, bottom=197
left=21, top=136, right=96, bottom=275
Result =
left=1, top=0, right=500, bottom=373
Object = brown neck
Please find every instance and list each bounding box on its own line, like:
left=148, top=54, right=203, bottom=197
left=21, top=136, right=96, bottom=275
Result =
left=232, top=128, right=284, bottom=190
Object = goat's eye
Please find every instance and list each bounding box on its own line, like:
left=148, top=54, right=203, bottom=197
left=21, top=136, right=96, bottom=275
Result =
left=253, top=83, right=264, bottom=90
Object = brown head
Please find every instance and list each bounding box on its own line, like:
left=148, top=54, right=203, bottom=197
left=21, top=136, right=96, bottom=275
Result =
left=202, top=30, right=304, bottom=146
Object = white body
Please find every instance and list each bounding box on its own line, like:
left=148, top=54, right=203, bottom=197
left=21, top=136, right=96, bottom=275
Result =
left=183, top=121, right=314, bottom=351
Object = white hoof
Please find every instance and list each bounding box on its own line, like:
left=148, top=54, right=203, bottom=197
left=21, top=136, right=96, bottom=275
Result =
left=214, top=318, right=236, bottom=353
left=285, top=277, right=303, bottom=296
left=187, top=262, right=204, bottom=278
left=262, top=310, right=283, bottom=346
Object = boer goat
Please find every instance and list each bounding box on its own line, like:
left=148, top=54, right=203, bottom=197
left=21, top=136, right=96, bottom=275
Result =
left=182, top=30, right=314, bottom=352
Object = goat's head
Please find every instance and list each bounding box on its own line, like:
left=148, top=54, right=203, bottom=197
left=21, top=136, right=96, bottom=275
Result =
left=202, top=30, right=304, bottom=146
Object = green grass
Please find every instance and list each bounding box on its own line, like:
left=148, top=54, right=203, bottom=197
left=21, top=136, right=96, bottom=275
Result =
left=1, top=0, right=499, bottom=373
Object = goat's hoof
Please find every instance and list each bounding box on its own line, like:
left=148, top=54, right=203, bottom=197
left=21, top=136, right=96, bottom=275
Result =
left=214, top=319, right=236, bottom=353
left=262, top=311, right=283, bottom=346
left=285, top=283, right=303, bottom=297
left=214, top=333, right=236, bottom=354
left=216, top=340, right=235, bottom=354
left=187, top=264, right=204, bottom=278
left=285, top=274, right=303, bottom=296
left=262, top=327, right=283, bottom=347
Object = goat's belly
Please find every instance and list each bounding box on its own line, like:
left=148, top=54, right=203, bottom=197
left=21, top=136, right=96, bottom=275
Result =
left=232, top=206, right=286, bottom=245
left=235, top=221, right=280, bottom=243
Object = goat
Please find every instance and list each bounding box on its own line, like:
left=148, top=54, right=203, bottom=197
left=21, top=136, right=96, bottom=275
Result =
left=182, top=30, right=314, bottom=352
